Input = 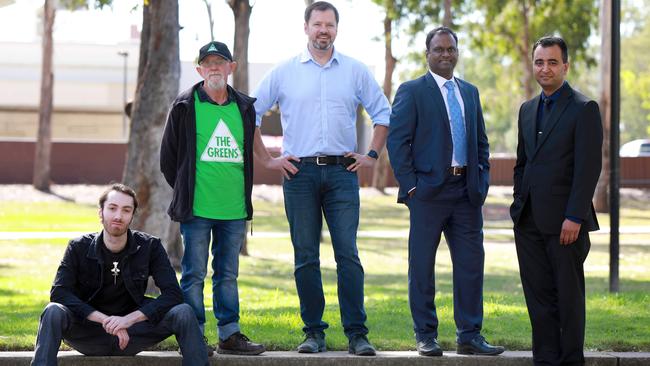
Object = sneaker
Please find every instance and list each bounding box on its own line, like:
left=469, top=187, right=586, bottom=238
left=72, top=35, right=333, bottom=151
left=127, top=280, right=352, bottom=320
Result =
left=348, top=334, right=376, bottom=356
left=217, top=332, right=265, bottom=355
left=297, top=332, right=326, bottom=353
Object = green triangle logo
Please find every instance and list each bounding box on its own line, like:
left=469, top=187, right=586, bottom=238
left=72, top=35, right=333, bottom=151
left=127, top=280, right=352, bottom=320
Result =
left=208, top=44, right=218, bottom=52
left=200, top=120, right=243, bottom=163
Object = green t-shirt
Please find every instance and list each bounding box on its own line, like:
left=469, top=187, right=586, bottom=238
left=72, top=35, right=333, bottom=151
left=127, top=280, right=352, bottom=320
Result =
left=193, top=92, right=246, bottom=220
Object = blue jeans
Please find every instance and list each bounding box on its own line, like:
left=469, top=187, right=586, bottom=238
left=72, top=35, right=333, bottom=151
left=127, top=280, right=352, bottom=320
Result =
left=180, top=217, right=245, bottom=341
left=283, top=162, right=368, bottom=339
left=31, top=303, right=208, bottom=366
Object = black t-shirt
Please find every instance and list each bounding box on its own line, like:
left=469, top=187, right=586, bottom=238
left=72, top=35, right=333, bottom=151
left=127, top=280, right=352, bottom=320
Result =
left=89, top=239, right=138, bottom=316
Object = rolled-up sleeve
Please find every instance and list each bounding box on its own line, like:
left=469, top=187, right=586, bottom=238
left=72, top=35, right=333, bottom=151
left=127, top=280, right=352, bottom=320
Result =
left=358, top=65, right=390, bottom=127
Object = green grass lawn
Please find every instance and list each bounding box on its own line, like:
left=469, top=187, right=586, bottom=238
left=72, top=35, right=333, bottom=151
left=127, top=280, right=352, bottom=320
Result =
left=0, top=191, right=649, bottom=352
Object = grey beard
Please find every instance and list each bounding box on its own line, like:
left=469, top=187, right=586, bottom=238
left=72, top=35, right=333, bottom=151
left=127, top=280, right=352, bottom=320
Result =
left=207, top=78, right=226, bottom=91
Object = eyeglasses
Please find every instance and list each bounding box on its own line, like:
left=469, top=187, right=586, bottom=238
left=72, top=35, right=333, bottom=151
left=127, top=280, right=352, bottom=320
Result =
left=429, top=47, right=458, bottom=55
left=200, top=59, right=229, bottom=68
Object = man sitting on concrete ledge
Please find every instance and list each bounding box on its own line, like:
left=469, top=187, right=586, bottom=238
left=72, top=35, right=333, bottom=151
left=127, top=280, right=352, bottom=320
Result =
left=30, top=183, right=208, bottom=366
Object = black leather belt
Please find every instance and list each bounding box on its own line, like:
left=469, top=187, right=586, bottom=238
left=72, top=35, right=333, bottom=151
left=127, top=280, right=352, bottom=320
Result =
left=301, top=155, right=355, bottom=167
left=449, top=166, right=466, bottom=176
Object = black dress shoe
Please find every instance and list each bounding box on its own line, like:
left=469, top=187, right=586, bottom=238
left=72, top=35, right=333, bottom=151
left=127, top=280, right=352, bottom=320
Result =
left=416, top=338, right=443, bottom=356
left=457, top=335, right=505, bottom=356
left=297, top=332, right=326, bottom=353
left=348, top=334, right=376, bottom=356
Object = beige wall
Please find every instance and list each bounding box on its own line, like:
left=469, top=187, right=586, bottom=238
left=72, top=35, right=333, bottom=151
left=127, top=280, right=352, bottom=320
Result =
left=0, top=40, right=284, bottom=141
left=0, top=108, right=127, bottom=141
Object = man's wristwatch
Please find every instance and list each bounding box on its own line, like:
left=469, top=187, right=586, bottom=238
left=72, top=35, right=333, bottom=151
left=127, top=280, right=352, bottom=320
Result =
left=367, top=149, right=379, bottom=160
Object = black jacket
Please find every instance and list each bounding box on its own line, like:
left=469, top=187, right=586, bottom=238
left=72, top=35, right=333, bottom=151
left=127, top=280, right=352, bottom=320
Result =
left=50, top=230, right=183, bottom=324
left=160, top=81, right=257, bottom=222
left=510, top=83, right=602, bottom=234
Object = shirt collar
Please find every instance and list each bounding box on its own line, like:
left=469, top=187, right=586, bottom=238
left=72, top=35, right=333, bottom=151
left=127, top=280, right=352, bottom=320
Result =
left=300, top=45, right=340, bottom=67
left=429, top=70, right=457, bottom=90
left=197, top=82, right=235, bottom=105
left=96, top=230, right=133, bottom=259
left=540, top=81, right=566, bottom=104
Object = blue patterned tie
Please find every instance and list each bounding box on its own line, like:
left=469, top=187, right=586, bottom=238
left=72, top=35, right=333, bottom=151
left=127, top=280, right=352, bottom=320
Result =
left=444, top=80, right=467, bottom=166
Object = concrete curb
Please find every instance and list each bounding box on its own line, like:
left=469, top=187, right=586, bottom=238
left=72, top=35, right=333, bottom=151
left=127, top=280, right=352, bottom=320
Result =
left=2, top=351, right=649, bottom=366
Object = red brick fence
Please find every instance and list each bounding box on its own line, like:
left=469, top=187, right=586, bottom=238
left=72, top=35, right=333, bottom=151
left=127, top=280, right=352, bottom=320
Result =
left=2, top=140, right=649, bottom=188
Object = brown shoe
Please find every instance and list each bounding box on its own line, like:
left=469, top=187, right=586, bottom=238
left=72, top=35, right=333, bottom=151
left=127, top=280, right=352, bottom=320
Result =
left=217, top=332, right=265, bottom=355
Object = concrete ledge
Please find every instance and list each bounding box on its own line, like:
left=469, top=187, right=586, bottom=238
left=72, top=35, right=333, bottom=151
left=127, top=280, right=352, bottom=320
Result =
left=3, top=351, right=648, bottom=366
left=609, top=352, right=650, bottom=366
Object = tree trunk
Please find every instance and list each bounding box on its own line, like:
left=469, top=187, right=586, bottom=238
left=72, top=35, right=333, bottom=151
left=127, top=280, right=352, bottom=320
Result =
left=136, top=3, right=151, bottom=82
left=203, top=0, right=215, bottom=41
left=594, top=0, right=611, bottom=212
left=518, top=1, right=534, bottom=100
left=228, top=0, right=252, bottom=93
left=371, top=4, right=397, bottom=193
left=33, top=0, right=55, bottom=192
left=227, top=0, right=253, bottom=255
left=443, top=0, right=452, bottom=27
left=123, top=0, right=183, bottom=269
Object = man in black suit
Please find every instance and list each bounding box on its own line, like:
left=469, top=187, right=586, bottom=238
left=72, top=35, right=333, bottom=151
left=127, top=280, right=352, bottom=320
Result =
left=388, top=27, right=503, bottom=357
left=511, top=36, right=602, bottom=366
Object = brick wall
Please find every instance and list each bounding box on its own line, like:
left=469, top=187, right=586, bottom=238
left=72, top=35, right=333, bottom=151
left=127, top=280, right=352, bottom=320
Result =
left=2, top=140, right=649, bottom=188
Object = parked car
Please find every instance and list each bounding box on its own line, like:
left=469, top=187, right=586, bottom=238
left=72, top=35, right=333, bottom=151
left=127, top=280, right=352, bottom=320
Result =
left=620, top=139, right=650, bottom=157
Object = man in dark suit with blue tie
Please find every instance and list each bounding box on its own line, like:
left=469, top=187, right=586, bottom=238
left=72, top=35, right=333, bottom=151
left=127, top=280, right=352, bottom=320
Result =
left=387, top=27, right=503, bottom=357
left=511, top=36, right=602, bottom=366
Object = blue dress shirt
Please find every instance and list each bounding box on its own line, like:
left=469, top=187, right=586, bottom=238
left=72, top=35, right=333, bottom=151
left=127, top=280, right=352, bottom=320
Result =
left=252, top=47, right=391, bottom=157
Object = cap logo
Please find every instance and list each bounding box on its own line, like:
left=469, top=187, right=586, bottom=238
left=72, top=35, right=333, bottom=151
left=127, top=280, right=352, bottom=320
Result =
left=208, top=44, right=218, bottom=52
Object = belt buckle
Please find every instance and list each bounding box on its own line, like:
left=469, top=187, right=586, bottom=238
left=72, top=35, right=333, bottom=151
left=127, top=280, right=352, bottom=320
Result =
left=451, top=166, right=462, bottom=176
left=316, top=156, right=327, bottom=166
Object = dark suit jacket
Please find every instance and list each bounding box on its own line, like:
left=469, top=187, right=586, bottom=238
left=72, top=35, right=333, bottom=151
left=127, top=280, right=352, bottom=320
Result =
left=510, top=82, right=603, bottom=234
left=387, top=72, right=490, bottom=206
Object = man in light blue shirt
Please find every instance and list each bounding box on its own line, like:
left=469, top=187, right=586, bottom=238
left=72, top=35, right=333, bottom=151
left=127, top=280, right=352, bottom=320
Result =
left=252, top=1, right=390, bottom=357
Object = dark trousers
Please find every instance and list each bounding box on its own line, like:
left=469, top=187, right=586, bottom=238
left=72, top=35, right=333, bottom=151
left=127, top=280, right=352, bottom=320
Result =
left=514, top=202, right=590, bottom=366
left=31, top=303, right=208, bottom=366
left=406, top=176, right=485, bottom=344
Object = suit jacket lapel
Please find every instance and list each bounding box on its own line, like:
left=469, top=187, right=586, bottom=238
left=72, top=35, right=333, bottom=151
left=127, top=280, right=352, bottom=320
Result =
left=534, top=84, right=574, bottom=154
left=424, top=73, right=452, bottom=136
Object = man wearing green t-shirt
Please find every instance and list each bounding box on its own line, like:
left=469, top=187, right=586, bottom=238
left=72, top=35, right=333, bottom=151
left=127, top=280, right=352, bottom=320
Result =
left=160, top=41, right=265, bottom=356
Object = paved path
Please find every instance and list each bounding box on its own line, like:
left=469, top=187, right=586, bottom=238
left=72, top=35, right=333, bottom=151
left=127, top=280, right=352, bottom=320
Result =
left=1, top=351, right=649, bottom=366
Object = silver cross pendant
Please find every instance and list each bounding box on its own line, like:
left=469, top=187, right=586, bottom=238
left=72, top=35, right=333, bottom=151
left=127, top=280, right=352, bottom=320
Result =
left=110, top=261, right=120, bottom=285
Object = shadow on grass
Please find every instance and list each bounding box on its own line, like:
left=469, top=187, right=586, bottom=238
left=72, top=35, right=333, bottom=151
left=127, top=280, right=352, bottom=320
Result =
left=0, top=263, right=13, bottom=273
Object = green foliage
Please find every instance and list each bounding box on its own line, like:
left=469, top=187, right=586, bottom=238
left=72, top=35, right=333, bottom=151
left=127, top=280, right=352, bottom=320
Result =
left=460, top=53, right=522, bottom=153
left=470, top=0, right=598, bottom=67
left=370, top=0, right=467, bottom=94
left=620, top=0, right=650, bottom=142
left=58, top=0, right=113, bottom=10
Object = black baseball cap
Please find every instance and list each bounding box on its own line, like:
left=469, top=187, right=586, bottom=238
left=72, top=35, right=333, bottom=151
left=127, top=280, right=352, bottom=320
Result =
left=198, top=41, right=233, bottom=63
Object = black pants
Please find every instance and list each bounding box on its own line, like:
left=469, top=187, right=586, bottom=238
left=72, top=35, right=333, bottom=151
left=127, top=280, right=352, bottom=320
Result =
left=514, top=202, right=590, bottom=366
